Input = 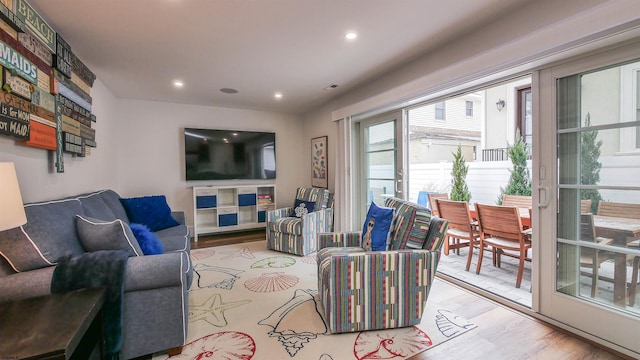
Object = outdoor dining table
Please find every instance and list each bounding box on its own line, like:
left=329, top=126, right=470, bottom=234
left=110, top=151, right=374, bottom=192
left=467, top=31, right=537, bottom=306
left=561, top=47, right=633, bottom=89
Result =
left=593, top=215, right=640, bottom=306
left=469, top=205, right=531, bottom=228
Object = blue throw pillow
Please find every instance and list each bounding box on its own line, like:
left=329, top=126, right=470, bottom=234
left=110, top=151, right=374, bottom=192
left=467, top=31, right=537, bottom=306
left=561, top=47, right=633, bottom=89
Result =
left=293, top=199, right=315, bottom=218
left=362, top=202, right=394, bottom=251
left=129, top=223, right=164, bottom=255
left=120, top=195, right=179, bottom=232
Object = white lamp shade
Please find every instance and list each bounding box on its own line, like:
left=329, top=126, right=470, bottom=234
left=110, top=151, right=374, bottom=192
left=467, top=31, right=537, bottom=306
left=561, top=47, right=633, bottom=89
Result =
left=0, top=162, right=27, bottom=231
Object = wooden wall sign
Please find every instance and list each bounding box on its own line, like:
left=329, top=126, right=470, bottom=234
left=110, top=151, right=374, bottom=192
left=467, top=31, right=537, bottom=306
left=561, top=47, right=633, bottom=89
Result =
left=61, top=114, right=80, bottom=135
left=63, top=131, right=82, bottom=154
left=0, top=18, right=16, bottom=39
left=0, top=1, right=24, bottom=33
left=53, top=33, right=71, bottom=78
left=18, top=31, right=52, bottom=66
left=57, top=93, right=91, bottom=117
left=71, top=53, right=95, bottom=86
left=54, top=69, right=91, bottom=104
left=3, top=67, right=32, bottom=99
left=31, top=86, right=54, bottom=112
left=36, top=68, right=49, bottom=92
left=79, top=123, right=94, bottom=141
left=0, top=39, right=38, bottom=83
left=0, top=0, right=13, bottom=11
left=59, top=102, right=90, bottom=126
left=57, top=81, right=91, bottom=111
left=0, top=21, right=51, bottom=77
left=29, top=103, right=52, bottom=122
left=0, top=102, right=29, bottom=122
left=70, top=72, right=90, bottom=94
left=0, top=113, right=28, bottom=139
left=0, top=89, right=29, bottom=111
left=14, top=0, right=55, bottom=53
left=24, top=115, right=55, bottom=150
left=54, top=98, right=64, bottom=172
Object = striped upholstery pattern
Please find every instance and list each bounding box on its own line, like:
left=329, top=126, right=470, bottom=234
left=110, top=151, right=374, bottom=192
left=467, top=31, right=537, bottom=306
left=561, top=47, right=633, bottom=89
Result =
left=385, top=197, right=432, bottom=250
left=423, top=217, right=449, bottom=251
left=266, top=187, right=333, bottom=256
left=315, top=197, right=448, bottom=334
left=319, top=249, right=441, bottom=333
left=295, top=187, right=330, bottom=210
left=317, top=232, right=361, bottom=249
left=267, top=217, right=303, bottom=234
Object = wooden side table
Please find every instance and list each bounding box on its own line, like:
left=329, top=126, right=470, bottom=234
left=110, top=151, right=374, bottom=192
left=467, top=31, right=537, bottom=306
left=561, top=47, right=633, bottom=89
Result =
left=0, top=287, right=106, bottom=360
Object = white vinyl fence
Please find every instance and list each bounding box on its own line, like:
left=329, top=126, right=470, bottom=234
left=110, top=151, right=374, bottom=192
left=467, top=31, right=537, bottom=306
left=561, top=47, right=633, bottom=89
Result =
left=406, top=154, right=640, bottom=206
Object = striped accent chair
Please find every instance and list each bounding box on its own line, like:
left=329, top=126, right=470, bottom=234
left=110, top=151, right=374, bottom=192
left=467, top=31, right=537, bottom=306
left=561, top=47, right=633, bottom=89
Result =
left=316, top=197, right=449, bottom=333
left=266, top=187, right=333, bottom=256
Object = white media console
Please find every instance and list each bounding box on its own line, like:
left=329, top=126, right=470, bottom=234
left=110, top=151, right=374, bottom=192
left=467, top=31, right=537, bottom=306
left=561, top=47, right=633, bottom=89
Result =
left=192, top=185, right=276, bottom=241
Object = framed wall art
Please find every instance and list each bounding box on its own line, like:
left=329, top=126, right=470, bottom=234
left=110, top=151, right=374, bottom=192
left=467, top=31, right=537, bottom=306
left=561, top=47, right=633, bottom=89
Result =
left=311, top=136, right=328, bottom=188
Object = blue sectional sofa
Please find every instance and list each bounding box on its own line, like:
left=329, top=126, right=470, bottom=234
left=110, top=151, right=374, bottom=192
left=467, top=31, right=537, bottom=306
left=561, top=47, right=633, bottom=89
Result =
left=0, top=189, right=192, bottom=359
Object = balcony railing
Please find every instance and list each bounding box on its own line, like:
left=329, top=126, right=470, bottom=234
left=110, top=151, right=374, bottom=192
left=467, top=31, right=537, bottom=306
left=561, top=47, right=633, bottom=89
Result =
left=482, top=147, right=532, bottom=161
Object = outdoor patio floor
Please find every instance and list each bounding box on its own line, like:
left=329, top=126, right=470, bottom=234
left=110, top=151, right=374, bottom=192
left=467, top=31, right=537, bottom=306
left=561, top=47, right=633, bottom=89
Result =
left=436, top=245, right=640, bottom=314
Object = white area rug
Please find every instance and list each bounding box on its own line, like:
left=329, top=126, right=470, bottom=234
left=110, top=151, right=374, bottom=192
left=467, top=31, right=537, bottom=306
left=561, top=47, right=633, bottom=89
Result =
left=154, top=240, right=476, bottom=359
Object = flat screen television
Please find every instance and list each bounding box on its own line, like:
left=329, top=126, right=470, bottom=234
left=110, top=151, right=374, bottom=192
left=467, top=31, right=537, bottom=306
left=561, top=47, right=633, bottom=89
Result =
left=184, top=128, right=276, bottom=181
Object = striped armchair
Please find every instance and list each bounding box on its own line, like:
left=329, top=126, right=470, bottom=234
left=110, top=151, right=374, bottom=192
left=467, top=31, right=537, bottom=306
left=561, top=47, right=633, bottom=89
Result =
left=316, top=197, right=449, bottom=333
left=266, top=187, right=333, bottom=256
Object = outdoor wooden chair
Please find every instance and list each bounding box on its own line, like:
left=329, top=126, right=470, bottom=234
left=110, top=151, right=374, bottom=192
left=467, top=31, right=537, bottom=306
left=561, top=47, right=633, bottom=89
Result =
left=502, top=194, right=532, bottom=209
left=579, top=213, right=615, bottom=298
left=580, top=199, right=592, bottom=214
left=475, top=203, right=532, bottom=288
left=597, top=200, right=640, bottom=220
left=428, top=193, right=448, bottom=218
left=436, top=199, right=479, bottom=270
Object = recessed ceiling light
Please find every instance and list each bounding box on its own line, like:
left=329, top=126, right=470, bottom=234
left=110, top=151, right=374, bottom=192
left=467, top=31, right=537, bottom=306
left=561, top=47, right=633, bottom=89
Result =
left=345, top=31, right=357, bottom=40
left=274, top=92, right=283, bottom=99
left=220, top=88, right=239, bottom=94
left=173, top=80, right=184, bottom=88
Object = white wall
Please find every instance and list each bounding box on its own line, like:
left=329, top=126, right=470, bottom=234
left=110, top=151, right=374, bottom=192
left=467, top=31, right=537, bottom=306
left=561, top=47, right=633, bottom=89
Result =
left=114, top=99, right=304, bottom=230
left=0, top=79, right=120, bottom=203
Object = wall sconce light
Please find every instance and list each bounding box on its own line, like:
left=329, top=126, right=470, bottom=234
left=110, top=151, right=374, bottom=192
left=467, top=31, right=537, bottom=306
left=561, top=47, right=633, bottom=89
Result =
left=496, top=99, right=505, bottom=112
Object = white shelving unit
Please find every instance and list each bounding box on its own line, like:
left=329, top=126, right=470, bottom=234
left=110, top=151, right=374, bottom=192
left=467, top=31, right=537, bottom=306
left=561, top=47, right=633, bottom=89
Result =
left=192, top=185, right=276, bottom=241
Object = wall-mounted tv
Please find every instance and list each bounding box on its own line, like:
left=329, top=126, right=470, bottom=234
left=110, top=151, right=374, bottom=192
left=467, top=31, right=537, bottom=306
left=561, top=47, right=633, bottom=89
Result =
left=184, top=128, right=276, bottom=181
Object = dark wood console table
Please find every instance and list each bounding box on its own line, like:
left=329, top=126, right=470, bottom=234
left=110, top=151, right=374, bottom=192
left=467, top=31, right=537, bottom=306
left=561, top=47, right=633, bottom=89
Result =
left=0, top=287, right=106, bottom=360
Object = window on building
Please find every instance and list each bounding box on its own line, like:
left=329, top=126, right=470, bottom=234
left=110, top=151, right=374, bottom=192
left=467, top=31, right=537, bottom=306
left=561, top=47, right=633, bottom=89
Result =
left=435, top=101, right=446, bottom=120
left=517, top=86, right=532, bottom=149
left=466, top=101, right=473, bottom=117
left=620, top=62, right=640, bottom=152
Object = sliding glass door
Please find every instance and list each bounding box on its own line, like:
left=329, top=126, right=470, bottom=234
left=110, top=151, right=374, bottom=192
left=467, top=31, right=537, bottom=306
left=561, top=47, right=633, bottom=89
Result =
left=538, top=43, right=640, bottom=355
left=355, top=110, right=405, bottom=221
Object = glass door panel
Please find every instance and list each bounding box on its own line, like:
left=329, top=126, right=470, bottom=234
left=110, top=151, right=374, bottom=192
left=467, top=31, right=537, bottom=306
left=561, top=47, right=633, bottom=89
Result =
left=538, top=48, right=640, bottom=356
left=358, top=111, right=404, bottom=218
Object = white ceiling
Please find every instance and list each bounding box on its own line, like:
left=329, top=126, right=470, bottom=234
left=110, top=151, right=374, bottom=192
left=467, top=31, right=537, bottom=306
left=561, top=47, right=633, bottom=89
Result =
left=29, top=0, right=530, bottom=114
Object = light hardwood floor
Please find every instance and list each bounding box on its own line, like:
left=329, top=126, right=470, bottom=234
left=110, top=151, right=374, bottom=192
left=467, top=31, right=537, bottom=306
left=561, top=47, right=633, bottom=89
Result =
left=193, top=230, right=629, bottom=360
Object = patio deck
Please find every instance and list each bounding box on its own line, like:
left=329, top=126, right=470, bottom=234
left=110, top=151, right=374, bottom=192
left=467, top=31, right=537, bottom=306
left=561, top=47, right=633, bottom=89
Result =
left=436, top=246, right=640, bottom=314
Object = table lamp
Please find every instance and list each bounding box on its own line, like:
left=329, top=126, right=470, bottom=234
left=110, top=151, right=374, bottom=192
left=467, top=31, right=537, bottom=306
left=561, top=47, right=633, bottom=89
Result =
left=0, top=162, right=27, bottom=231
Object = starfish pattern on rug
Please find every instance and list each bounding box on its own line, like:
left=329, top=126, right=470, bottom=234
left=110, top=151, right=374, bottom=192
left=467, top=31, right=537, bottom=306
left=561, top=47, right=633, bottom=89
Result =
left=189, top=293, right=251, bottom=327
left=220, top=246, right=256, bottom=260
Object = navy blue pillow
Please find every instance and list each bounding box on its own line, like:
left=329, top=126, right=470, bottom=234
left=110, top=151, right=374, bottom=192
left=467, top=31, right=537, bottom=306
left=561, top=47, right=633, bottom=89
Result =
left=129, top=223, right=164, bottom=255
left=120, top=195, right=179, bottom=232
left=293, top=199, right=315, bottom=218
left=362, top=202, right=394, bottom=251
